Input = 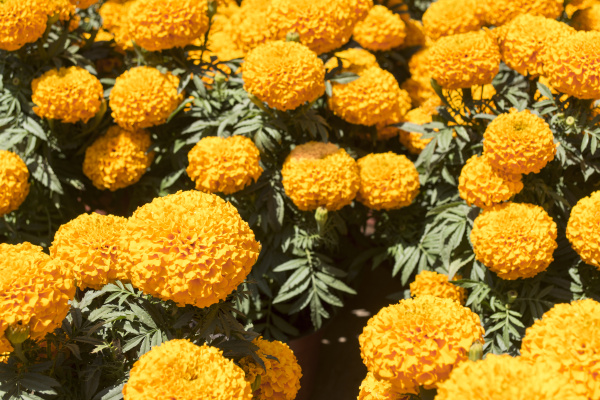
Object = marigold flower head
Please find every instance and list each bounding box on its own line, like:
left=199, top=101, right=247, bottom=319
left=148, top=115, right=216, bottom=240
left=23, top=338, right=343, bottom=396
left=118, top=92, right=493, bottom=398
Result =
left=544, top=30, right=600, bottom=99
left=0, top=243, right=75, bottom=349
left=243, top=41, right=325, bottom=111
left=0, top=150, right=30, bottom=217
left=109, top=66, right=183, bottom=130
left=50, top=213, right=128, bottom=290
left=409, top=270, right=466, bottom=305
left=479, top=0, right=564, bottom=27
left=400, top=18, right=427, bottom=48
left=356, top=152, right=420, bottom=210
left=428, top=30, right=500, bottom=90
left=396, top=97, right=441, bottom=153
left=227, top=0, right=272, bottom=54
left=281, top=142, right=360, bottom=211
left=436, top=354, right=587, bottom=400
left=521, top=299, right=600, bottom=399
left=359, top=295, right=484, bottom=394
left=324, top=48, right=379, bottom=75
left=483, top=109, right=556, bottom=175
left=127, top=0, right=208, bottom=51
left=69, top=0, right=97, bottom=8
left=123, top=339, right=251, bottom=400
left=471, top=202, right=558, bottom=279
left=120, top=190, right=261, bottom=308
left=408, top=46, right=432, bottom=79
left=0, top=0, right=47, bottom=51
left=567, top=0, right=600, bottom=17
left=358, top=372, right=411, bottom=400
left=422, top=0, right=482, bottom=41
left=572, top=5, right=600, bottom=31
left=353, top=5, right=406, bottom=51
left=566, top=191, right=600, bottom=269
left=187, top=136, right=263, bottom=195
left=401, top=76, right=436, bottom=108
left=83, top=126, right=154, bottom=191
left=99, top=0, right=135, bottom=50
left=45, top=0, right=76, bottom=22
left=239, top=337, right=302, bottom=399
left=31, top=67, right=103, bottom=124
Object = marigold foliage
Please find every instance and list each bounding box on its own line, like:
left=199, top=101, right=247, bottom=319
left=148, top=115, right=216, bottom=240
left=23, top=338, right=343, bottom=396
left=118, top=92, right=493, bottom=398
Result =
left=521, top=299, right=600, bottom=400
left=123, top=339, right=252, bottom=400
left=186, top=136, right=263, bottom=195
left=566, top=191, right=600, bottom=269
left=422, top=0, right=482, bottom=41
left=436, top=354, right=587, bottom=400
left=428, top=30, right=501, bottom=90
left=358, top=372, right=410, bottom=400
left=359, top=295, right=484, bottom=394
left=50, top=213, right=128, bottom=290
left=243, top=41, right=325, bottom=112
left=356, top=152, right=420, bottom=210
left=239, top=337, right=302, bottom=400
left=324, top=48, right=379, bottom=74
left=109, top=66, right=183, bottom=130
left=0, top=0, right=47, bottom=51
left=572, top=4, right=600, bottom=31
left=0, top=150, right=30, bottom=217
left=120, top=190, right=261, bottom=308
left=409, top=270, right=466, bottom=305
left=83, top=126, right=154, bottom=191
left=483, top=109, right=556, bottom=175
left=478, top=0, right=564, bottom=27
left=471, top=202, right=558, bottom=280
left=352, top=5, right=406, bottom=51
left=31, top=67, right=104, bottom=124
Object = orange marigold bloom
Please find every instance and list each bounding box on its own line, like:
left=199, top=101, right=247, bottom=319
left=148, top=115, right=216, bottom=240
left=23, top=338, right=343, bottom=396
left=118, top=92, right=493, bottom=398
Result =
left=186, top=136, right=263, bottom=194
left=45, top=0, right=76, bottom=22
left=281, top=142, right=360, bottom=211
left=422, top=0, right=482, bottom=41
left=397, top=97, right=441, bottom=153
left=478, top=0, right=564, bottom=27
left=227, top=0, right=272, bottom=54
left=243, top=41, right=325, bottom=111
left=99, top=0, right=134, bottom=50
left=0, top=150, right=30, bottom=217
left=567, top=0, right=600, bottom=17
left=358, top=372, right=411, bottom=400
left=572, top=4, right=600, bottom=31
left=324, top=48, right=379, bottom=74
left=69, top=0, right=98, bottom=8
left=408, top=46, right=433, bottom=79
left=352, top=5, right=406, bottom=51
left=359, top=296, right=484, bottom=395
left=401, top=76, right=436, bottom=108
left=83, top=126, right=154, bottom=191
left=400, top=18, right=427, bottom=48
left=109, top=66, right=183, bottom=130
left=0, top=0, right=47, bottom=51
left=409, top=270, right=466, bottom=305
left=471, top=202, right=558, bottom=279
left=566, top=190, right=600, bottom=269
left=32, top=67, right=104, bottom=124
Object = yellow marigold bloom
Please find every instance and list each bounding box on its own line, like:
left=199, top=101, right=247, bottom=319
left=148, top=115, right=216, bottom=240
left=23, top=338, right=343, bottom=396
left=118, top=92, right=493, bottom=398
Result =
left=45, top=0, right=76, bottom=22
left=239, top=337, right=302, bottom=399
left=267, top=0, right=373, bottom=55
left=471, top=202, right=558, bottom=279
left=458, top=154, right=523, bottom=208
left=99, top=0, right=134, bottom=51
left=397, top=97, right=441, bottom=153
left=0, top=243, right=75, bottom=350
left=359, top=295, right=484, bottom=394
left=401, top=76, right=436, bottom=108
left=31, top=67, right=103, bottom=124
left=0, top=150, right=30, bottom=217
left=110, top=66, right=183, bottom=130
left=227, top=0, right=272, bottom=54
left=281, top=142, right=360, bottom=211
left=50, top=213, right=127, bottom=290
left=428, top=30, right=501, bottom=90
left=120, top=190, right=261, bottom=308
left=374, top=92, right=413, bottom=140
left=409, top=270, right=466, bottom=305
left=352, top=5, right=406, bottom=51
left=573, top=4, right=600, bottom=31
left=436, top=354, right=587, bottom=400
left=0, top=0, right=47, bottom=51
left=69, top=0, right=97, bottom=8
left=123, top=339, right=252, bottom=400
left=408, top=46, right=432, bottom=79
left=127, top=0, right=208, bottom=51
left=422, top=0, right=482, bottom=41
left=186, top=136, right=263, bottom=195
left=566, top=191, right=600, bottom=269
left=483, top=109, right=556, bottom=175
left=479, top=0, right=564, bottom=27
left=356, top=152, right=420, bottom=210
left=521, top=299, right=600, bottom=400
left=358, top=372, right=411, bottom=400
left=544, top=31, right=600, bottom=99
left=243, top=41, right=325, bottom=111
left=400, top=19, right=427, bottom=48
left=324, top=48, right=379, bottom=74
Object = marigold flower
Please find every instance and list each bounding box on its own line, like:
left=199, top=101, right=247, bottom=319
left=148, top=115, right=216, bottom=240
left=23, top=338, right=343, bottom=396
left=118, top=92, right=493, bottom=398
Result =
left=239, top=337, right=302, bottom=399
left=401, top=76, right=436, bottom=108
left=400, top=18, right=427, bottom=48
left=83, top=126, right=154, bottom=191
left=127, top=0, right=208, bottom=51
left=0, top=243, right=75, bottom=351
left=566, top=191, right=600, bottom=269
left=572, top=5, right=600, bottom=31
left=544, top=30, right=600, bottom=99
left=123, top=339, right=251, bottom=400
left=0, top=150, right=30, bottom=217
left=396, top=97, right=441, bottom=153
left=422, top=0, right=482, bottom=41
left=471, top=202, right=558, bottom=279
left=521, top=299, right=600, bottom=400
left=69, top=0, right=97, bottom=8
left=353, top=5, right=406, bottom=51
left=356, top=153, right=420, bottom=210
left=50, top=213, right=127, bottom=289
left=110, top=66, right=183, bottom=130
left=227, top=0, right=272, bottom=54
left=358, top=372, right=411, bottom=400
left=359, top=295, right=484, bottom=394
left=0, top=0, right=47, bottom=51
left=120, top=190, right=261, bottom=308
left=408, top=46, right=432, bottom=79
left=409, top=270, right=466, bottom=305
left=567, top=0, right=600, bottom=17
left=324, top=48, right=379, bottom=74
left=187, top=136, right=263, bottom=194
left=243, top=41, right=325, bottom=111
left=45, top=0, right=76, bottom=22
left=281, top=142, right=360, bottom=211
left=31, top=67, right=103, bottom=124
left=99, top=0, right=135, bottom=50
left=436, top=354, right=587, bottom=400
left=483, top=109, right=556, bottom=175
left=479, top=0, right=564, bottom=27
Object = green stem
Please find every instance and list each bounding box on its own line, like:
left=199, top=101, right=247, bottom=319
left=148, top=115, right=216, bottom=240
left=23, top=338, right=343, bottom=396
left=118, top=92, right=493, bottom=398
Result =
left=419, top=388, right=437, bottom=400
left=13, top=342, right=27, bottom=364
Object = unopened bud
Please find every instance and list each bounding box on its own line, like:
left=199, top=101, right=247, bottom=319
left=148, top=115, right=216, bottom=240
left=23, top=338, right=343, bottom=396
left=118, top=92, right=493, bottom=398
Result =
left=468, top=340, right=484, bottom=361
left=6, top=324, right=30, bottom=345
left=565, top=116, right=576, bottom=126
left=11, top=77, right=20, bottom=86
left=207, top=0, right=218, bottom=18
left=507, top=290, right=518, bottom=304
left=251, top=374, right=262, bottom=392
left=214, top=73, right=226, bottom=84
left=286, top=32, right=300, bottom=43
left=315, top=206, right=328, bottom=234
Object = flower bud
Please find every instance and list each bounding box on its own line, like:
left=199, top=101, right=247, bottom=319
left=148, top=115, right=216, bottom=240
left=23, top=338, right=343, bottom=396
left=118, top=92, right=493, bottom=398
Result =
left=315, top=206, right=328, bottom=234
left=286, top=31, right=301, bottom=43
left=6, top=324, right=30, bottom=345
left=468, top=340, right=484, bottom=361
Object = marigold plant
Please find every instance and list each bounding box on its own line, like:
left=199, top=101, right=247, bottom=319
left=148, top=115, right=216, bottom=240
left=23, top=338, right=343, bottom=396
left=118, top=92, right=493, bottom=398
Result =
left=0, top=150, right=30, bottom=217
left=352, top=5, right=406, bottom=51
left=0, top=0, right=48, bottom=51
left=358, top=372, right=410, bottom=400
left=566, top=190, right=600, bottom=269
left=409, top=270, right=466, bottom=304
